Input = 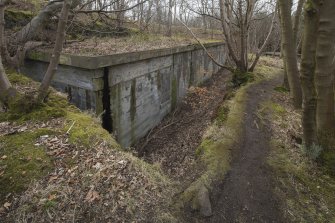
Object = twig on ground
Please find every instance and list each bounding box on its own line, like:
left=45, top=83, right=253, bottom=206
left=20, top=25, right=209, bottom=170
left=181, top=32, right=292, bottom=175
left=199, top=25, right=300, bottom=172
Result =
left=66, top=121, right=76, bottom=135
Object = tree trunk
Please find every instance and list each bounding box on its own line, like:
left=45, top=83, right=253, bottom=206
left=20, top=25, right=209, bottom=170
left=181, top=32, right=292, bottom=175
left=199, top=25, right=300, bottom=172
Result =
left=278, top=0, right=302, bottom=108
left=300, top=0, right=318, bottom=147
left=0, top=54, right=15, bottom=104
left=278, top=5, right=289, bottom=89
left=293, top=0, right=305, bottom=45
left=0, top=0, right=15, bottom=104
left=38, top=0, right=71, bottom=102
left=315, top=0, right=335, bottom=143
left=166, top=0, right=173, bottom=37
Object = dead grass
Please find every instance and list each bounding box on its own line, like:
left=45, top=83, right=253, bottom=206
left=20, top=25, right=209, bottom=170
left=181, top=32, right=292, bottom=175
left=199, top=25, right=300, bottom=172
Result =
left=263, top=84, right=335, bottom=222
left=38, top=33, right=222, bottom=56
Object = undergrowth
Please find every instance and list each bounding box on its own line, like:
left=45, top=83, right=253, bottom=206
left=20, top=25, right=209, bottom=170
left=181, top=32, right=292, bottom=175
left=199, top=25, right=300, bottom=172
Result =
left=265, top=89, right=335, bottom=222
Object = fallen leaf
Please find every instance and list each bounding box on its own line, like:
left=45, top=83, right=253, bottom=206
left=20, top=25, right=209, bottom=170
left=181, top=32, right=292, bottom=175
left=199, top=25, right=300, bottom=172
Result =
left=85, top=188, right=100, bottom=203
left=48, top=176, right=58, bottom=182
left=3, top=202, right=11, bottom=210
left=48, top=194, right=56, bottom=201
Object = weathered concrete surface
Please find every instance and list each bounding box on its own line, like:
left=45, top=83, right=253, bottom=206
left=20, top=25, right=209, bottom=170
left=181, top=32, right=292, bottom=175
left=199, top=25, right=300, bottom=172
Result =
left=21, top=60, right=104, bottom=112
left=22, top=42, right=226, bottom=147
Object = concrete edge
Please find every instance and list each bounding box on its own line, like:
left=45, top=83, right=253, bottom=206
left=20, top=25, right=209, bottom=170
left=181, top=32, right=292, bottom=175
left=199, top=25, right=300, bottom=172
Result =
left=26, top=42, right=225, bottom=70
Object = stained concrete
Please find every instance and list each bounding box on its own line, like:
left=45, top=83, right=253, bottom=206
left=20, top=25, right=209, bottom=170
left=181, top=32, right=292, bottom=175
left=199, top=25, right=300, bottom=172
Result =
left=22, top=42, right=227, bottom=147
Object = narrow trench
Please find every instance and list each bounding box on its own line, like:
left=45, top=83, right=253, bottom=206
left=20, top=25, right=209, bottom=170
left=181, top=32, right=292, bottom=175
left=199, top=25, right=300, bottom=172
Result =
left=102, top=67, right=113, bottom=133
left=134, top=70, right=232, bottom=182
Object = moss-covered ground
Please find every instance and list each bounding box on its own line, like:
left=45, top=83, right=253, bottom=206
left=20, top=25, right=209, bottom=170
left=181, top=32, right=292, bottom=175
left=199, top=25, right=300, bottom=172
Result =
left=0, top=72, right=174, bottom=222
left=0, top=72, right=68, bottom=200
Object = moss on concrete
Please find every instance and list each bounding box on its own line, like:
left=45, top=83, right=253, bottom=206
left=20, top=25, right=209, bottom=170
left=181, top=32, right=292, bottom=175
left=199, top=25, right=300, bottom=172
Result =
left=171, top=76, right=178, bottom=111
left=130, top=79, right=137, bottom=144
left=5, top=9, right=33, bottom=28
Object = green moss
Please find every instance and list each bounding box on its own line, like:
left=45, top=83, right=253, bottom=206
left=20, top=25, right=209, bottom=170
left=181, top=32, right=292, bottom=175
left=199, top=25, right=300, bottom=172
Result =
left=5, top=9, right=33, bottom=27
left=7, top=71, right=33, bottom=85
left=0, top=94, right=67, bottom=123
left=171, top=77, right=178, bottom=111
left=195, top=139, right=213, bottom=156
left=43, top=200, right=57, bottom=210
left=320, top=150, right=335, bottom=174
left=181, top=78, right=250, bottom=207
left=0, top=72, right=67, bottom=123
left=0, top=129, right=54, bottom=200
left=274, top=86, right=289, bottom=93
left=216, top=105, right=230, bottom=126
left=263, top=101, right=286, bottom=116
left=232, top=70, right=254, bottom=87
left=65, top=111, right=119, bottom=149
left=305, top=0, right=317, bottom=12
left=130, top=79, right=136, bottom=143
left=27, top=51, right=47, bottom=61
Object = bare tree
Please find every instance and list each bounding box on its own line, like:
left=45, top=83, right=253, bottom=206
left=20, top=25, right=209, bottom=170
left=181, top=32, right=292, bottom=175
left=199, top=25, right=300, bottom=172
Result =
left=38, top=0, right=71, bottom=102
left=314, top=0, right=335, bottom=143
left=166, top=0, right=174, bottom=36
left=300, top=0, right=318, bottom=147
left=278, top=0, right=302, bottom=108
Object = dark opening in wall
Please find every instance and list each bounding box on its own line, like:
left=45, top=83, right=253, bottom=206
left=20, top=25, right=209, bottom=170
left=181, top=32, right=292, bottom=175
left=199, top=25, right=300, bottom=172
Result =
left=102, top=68, right=113, bottom=132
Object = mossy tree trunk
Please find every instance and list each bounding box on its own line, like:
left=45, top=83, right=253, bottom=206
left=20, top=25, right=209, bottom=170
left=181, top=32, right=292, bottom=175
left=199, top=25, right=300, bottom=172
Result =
left=300, top=0, right=318, bottom=147
left=315, top=0, right=335, bottom=144
left=14, top=0, right=81, bottom=44
left=278, top=0, right=302, bottom=108
left=38, top=0, right=71, bottom=102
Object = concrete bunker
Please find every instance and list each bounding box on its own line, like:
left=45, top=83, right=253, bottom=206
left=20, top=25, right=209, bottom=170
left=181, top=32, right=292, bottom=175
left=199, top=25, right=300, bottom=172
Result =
left=22, top=42, right=227, bottom=147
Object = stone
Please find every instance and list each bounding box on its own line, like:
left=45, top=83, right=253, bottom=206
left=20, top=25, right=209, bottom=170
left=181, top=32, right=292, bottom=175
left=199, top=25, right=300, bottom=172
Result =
left=197, top=185, right=213, bottom=217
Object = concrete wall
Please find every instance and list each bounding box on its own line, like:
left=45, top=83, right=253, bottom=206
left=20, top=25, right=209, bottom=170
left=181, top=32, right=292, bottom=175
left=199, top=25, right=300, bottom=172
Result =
left=22, top=42, right=226, bottom=147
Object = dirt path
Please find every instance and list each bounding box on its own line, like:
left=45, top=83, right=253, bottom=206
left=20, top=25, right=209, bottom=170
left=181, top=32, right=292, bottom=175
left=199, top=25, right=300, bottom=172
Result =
left=134, top=70, right=231, bottom=183
left=208, top=74, right=286, bottom=223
